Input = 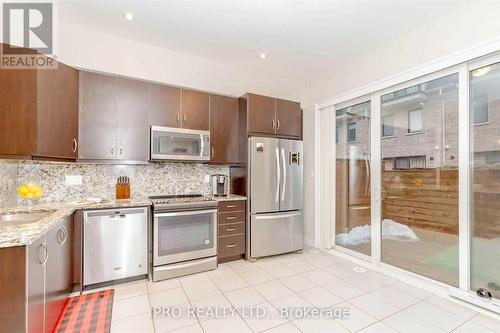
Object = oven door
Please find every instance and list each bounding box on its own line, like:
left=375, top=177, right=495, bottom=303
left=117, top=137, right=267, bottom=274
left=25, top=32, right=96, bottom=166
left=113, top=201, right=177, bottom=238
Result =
left=153, top=209, right=217, bottom=266
left=151, top=126, right=210, bottom=161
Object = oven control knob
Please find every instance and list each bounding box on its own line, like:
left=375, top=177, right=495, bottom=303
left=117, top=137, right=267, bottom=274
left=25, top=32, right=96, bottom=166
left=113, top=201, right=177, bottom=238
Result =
left=204, top=239, right=210, bottom=245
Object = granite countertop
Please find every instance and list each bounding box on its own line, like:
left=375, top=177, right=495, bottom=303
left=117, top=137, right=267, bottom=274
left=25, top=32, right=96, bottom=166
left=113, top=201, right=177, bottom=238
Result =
left=212, top=194, right=247, bottom=201
left=0, top=197, right=151, bottom=248
left=0, top=194, right=246, bottom=248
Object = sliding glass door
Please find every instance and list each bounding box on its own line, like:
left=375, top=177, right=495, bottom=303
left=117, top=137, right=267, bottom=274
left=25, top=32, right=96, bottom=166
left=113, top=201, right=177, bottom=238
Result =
left=334, top=101, right=371, bottom=256
left=380, top=74, right=460, bottom=286
left=327, top=53, right=500, bottom=311
left=469, top=61, right=500, bottom=300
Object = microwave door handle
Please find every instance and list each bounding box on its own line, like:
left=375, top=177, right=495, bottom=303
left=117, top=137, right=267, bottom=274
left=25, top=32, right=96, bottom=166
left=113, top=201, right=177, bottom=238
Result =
left=276, top=147, right=280, bottom=203
left=281, top=148, right=286, bottom=202
left=198, top=134, right=204, bottom=158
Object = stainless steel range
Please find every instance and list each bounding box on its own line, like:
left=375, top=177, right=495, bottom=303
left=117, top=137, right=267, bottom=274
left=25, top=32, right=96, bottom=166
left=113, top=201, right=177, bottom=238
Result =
left=150, top=194, right=218, bottom=282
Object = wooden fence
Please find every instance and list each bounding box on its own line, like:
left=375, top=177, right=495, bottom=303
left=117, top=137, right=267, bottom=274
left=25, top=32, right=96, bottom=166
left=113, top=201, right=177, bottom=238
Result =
left=336, top=160, right=500, bottom=239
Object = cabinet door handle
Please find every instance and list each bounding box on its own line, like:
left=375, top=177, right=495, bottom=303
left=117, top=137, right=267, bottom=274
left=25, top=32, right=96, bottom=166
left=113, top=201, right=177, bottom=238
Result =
left=226, top=244, right=237, bottom=248
left=111, top=146, right=114, bottom=156
left=272, top=119, right=275, bottom=129
left=58, top=227, right=64, bottom=245
left=226, top=227, right=237, bottom=232
left=226, top=204, right=236, bottom=208
left=60, top=226, right=68, bottom=246
left=119, top=146, right=123, bottom=156
left=177, top=113, right=180, bottom=125
left=277, top=120, right=280, bottom=130
left=226, top=216, right=236, bottom=220
left=39, top=243, right=48, bottom=266
left=211, top=147, right=215, bottom=158
left=72, top=138, right=78, bottom=153
left=183, top=114, right=187, bottom=125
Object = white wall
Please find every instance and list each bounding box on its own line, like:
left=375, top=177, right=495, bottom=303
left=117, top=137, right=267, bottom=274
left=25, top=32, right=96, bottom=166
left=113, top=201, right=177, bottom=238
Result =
left=300, top=2, right=500, bottom=247
left=56, top=23, right=300, bottom=100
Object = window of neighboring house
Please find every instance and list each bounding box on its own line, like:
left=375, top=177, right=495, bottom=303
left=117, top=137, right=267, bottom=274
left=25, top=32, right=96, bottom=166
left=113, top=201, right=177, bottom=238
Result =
left=394, top=156, right=426, bottom=169
left=382, top=115, right=395, bottom=137
left=473, top=94, right=488, bottom=124
left=347, top=122, right=356, bottom=142
left=408, top=109, right=423, bottom=133
left=336, top=125, right=339, bottom=144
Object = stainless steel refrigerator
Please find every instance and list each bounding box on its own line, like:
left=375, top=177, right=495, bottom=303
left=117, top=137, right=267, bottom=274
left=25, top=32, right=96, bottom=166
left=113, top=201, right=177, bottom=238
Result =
left=247, top=137, right=304, bottom=260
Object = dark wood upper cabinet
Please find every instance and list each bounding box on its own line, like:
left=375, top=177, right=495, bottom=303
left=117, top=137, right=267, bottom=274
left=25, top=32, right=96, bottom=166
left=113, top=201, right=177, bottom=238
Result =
left=116, top=78, right=149, bottom=161
left=245, top=93, right=302, bottom=139
left=0, top=53, right=78, bottom=160
left=275, top=98, right=302, bottom=138
left=79, top=72, right=117, bottom=160
left=181, top=89, right=209, bottom=130
left=148, top=83, right=181, bottom=127
left=247, top=93, right=276, bottom=135
left=210, top=94, right=238, bottom=164
left=0, top=68, right=37, bottom=158
left=79, top=72, right=149, bottom=162
left=36, top=63, right=79, bottom=159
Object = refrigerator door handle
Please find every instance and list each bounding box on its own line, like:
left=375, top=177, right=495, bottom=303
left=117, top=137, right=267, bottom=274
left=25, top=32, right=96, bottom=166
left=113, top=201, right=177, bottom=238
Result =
left=281, top=148, right=286, bottom=202
left=275, top=147, right=280, bottom=202
left=254, top=212, right=302, bottom=219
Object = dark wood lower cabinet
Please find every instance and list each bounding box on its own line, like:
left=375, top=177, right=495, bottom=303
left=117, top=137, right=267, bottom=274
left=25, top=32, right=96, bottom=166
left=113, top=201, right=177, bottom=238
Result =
left=0, top=215, right=73, bottom=333
left=45, top=217, right=73, bottom=333
left=217, top=200, right=246, bottom=263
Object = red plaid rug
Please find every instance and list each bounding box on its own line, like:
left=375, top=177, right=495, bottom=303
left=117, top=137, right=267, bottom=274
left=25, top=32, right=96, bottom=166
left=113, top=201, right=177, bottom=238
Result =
left=53, top=289, right=114, bottom=333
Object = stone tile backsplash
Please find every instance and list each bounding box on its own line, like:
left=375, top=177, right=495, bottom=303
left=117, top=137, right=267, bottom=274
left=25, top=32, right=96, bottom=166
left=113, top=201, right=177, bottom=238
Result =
left=0, top=160, right=229, bottom=207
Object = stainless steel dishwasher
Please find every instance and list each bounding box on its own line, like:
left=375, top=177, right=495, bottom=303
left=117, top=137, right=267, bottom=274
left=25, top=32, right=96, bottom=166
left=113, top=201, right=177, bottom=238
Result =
left=83, top=207, right=148, bottom=287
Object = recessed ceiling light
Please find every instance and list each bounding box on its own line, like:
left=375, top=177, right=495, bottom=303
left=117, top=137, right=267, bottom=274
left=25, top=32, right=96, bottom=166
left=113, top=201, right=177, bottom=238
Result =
left=259, top=53, right=267, bottom=59
left=471, top=66, right=492, bottom=77
left=124, top=12, right=134, bottom=21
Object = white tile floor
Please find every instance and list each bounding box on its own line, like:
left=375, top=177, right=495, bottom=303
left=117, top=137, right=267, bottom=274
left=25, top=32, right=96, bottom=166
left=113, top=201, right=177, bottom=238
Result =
left=105, top=249, right=500, bottom=333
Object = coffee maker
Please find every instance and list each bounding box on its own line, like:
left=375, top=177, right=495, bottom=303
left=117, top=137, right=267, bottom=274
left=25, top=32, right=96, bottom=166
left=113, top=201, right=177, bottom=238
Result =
left=211, top=174, right=228, bottom=196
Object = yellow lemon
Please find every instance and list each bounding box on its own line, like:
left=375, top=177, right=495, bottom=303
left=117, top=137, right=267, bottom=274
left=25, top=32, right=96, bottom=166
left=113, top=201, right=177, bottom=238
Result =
left=18, top=186, right=29, bottom=196
left=25, top=193, right=34, bottom=199
left=33, top=189, right=43, bottom=198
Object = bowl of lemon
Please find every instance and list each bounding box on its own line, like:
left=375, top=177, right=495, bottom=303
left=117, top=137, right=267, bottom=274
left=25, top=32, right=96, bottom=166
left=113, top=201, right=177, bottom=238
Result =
left=18, top=180, right=44, bottom=201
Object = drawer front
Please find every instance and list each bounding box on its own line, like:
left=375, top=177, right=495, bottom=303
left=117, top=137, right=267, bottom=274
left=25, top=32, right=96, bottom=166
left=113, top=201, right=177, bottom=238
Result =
left=219, top=211, right=245, bottom=224
left=218, top=200, right=246, bottom=213
left=218, top=234, right=245, bottom=258
left=218, top=222, right=245, bottom=237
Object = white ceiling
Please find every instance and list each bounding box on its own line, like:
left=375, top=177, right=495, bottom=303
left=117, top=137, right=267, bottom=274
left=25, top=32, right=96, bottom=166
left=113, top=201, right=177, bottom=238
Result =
left=58, top=0, right=463, bottom=83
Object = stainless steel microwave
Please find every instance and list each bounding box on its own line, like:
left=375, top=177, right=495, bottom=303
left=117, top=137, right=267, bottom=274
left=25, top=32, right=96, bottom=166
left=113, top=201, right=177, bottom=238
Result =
left=150, top=126, right=210, bottom=161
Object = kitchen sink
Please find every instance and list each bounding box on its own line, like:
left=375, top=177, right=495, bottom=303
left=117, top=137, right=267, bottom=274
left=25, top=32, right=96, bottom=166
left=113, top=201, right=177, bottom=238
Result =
left=0, top=210, right=55, bottom=224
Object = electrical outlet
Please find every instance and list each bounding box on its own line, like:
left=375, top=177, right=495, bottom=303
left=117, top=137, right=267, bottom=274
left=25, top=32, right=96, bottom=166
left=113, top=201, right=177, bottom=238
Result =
left=204, top=175, right=210, bottom=183
left=65, top=175, right=83, bottom=186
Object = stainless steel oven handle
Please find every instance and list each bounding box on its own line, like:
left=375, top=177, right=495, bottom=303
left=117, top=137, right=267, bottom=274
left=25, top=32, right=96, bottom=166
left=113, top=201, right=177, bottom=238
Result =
left=154, top=209, right=217, bottom=218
